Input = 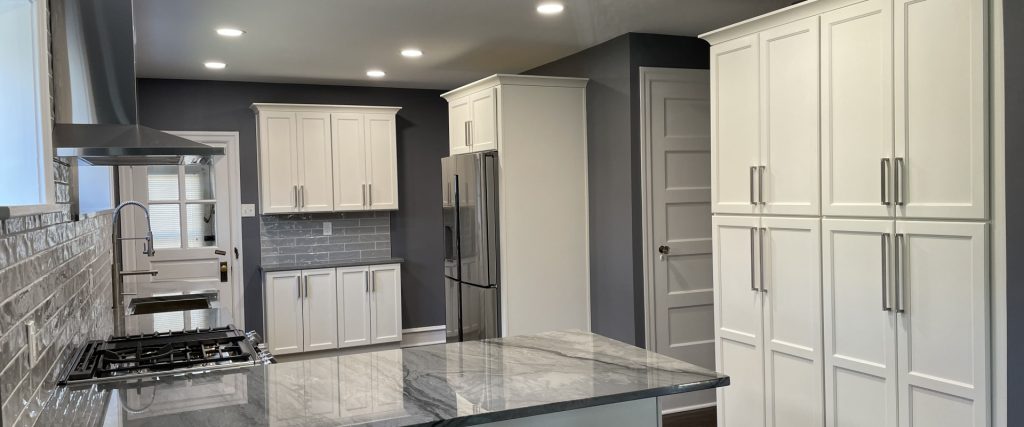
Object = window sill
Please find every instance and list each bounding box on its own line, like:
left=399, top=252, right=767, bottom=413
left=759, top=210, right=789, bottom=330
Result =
left=0, top=204, right=62, bottom=220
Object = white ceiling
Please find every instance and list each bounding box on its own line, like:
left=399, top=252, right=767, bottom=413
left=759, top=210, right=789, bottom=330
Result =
left=133, top=0, right=793, bottom=90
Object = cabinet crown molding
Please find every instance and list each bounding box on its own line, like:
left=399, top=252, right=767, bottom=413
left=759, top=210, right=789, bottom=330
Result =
left=250, top=103, right=402, bottom=114
left=441, top=74, right=588, bottom=101
left=700, top=0, right=863, bottom=45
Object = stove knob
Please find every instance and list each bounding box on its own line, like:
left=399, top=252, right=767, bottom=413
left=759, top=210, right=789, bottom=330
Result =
left=257, top=343, right=268, bottom=351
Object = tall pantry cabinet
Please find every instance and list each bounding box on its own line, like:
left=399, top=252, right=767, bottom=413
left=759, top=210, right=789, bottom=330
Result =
left=703, top=0, right=990, bottom=426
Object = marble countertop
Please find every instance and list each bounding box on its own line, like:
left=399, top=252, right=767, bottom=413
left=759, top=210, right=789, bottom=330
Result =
left=33, top=330, right=728, bottom=426
left=259, top=256, right=405, bottom=272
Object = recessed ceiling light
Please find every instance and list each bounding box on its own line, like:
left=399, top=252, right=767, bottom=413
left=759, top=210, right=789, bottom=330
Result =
left=401, top=48, right=423, bottom=58
left=215, top=28, right=245, bottom=37
left=366, top=69, right=386, bottom=78
left=536, top=2, right=564, bottom=15
left=204, top=61, right=226, bottom=70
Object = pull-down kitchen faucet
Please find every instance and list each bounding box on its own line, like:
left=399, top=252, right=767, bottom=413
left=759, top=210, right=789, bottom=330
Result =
left=111, top=201, right=158, bottom=335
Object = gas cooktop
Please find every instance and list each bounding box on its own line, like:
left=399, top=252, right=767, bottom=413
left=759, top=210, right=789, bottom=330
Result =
left=58, top=325, right=274, bottom=386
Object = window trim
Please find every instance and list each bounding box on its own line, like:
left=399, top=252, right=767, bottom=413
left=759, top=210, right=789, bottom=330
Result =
left=1, top=0, right=56, bottom=216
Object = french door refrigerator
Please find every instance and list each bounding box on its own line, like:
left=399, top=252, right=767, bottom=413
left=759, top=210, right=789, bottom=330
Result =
left=442, top=151, right=500, bottom=342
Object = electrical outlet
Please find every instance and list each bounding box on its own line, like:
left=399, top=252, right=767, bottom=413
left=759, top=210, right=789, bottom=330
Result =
left=323, top=222, right=332, bottom=236
left=241, top=204, right=256, bottom=217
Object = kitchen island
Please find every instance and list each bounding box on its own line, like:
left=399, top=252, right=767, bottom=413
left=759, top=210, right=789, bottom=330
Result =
left=33, top=330, right=727, bottom=426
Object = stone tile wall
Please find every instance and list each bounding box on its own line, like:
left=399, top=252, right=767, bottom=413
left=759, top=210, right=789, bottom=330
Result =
left=259, top=211, right=391, bottom=266
left=0, top=160, right=113, bottom=427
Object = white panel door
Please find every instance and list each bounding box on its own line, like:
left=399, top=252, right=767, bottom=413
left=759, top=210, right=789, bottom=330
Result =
left=760, top=216, right=822, bottom=427
left=712, top=215, right=764, bottom=427
left=301, top=268, right=338, bottom=352
left=296, top=112, right=334, bottom=212
left=470, top=87, right=498, bottom=152
left=894, top=0, right=986, bottom=219
left=895, top=221, right=987, bottom=427
left=332, top=113, right=367, bottom=211
left=710, top=35, right=761, bottom=215
left=365, top=113, right=399, bottom=210
left=337, top=266, right=371, bottom=348
left=265, top=270, right=303, bottom=355
left=449, top=96, right=471, bottom=155
left=822, top=219, right=898, bottom=427
left=369, top=264, right=402, bottom=344
left=759, top=17, right=820, bottom=216
left=820, top=0, right=894, bottom=218
left=259, top=111, right=299, bottom=214
left=645, top=68, right=715, bottom=412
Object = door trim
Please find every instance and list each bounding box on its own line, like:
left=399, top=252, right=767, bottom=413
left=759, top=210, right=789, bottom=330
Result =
left=121, top=131, right=246, bottom=329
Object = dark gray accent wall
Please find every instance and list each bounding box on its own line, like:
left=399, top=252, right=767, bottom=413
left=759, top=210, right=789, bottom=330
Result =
left=1005, top=0, right=1023, bottom=423
left=524, top=33, right=709, bottom=347
left=136, top=79, right=449, bottom=333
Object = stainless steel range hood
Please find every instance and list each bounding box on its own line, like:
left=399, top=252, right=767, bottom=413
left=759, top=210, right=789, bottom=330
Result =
left=50, top=0, right=223, bottom=166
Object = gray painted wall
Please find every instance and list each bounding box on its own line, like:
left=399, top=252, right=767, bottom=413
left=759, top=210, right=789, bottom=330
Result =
left=136, top=79, right=449, bottom=333
left=524, top=33, right=709, bottom=346
left=1004, top=0, right=1022, bottom=423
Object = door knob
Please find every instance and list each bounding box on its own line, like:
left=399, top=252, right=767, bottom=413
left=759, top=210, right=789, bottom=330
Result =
left=658, top=245, right=670, bottom=254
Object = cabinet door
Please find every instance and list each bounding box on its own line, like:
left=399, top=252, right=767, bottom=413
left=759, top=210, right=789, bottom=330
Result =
left=822, top=219, right=898, bottom=427
left=712, top=215, right=764, bottom=427
left=337, top=266, right=371, bottom=348
left=369, top=264, right=402, bottom=344
left=301, top=268, right=338, bottom=352
left=365, top=113, right=399, bottom=210
left=449, top=96, right=471, bottom=155
left=711, top=35, right=760, bottom=215
left=259, top=111, right=300, bottom=214
left=332, top=113, right=367, bottom=211
left=296, top=112, right=334, bottom=212
left=759, top=17, right=820, bottom=216
left=265, top=270, right=303, bottom=355
left=470, top=87, right=498, bottom=152
left=894, top=0, right=986, bottom=219
left=760, top=216, right=822, bottom=427
left=820, top=0, right=894, bottom=218
left=895, top=221, right=987, bottom=427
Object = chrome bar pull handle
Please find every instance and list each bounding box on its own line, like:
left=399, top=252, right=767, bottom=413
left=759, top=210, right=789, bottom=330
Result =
left=465, top=121, right=472, bottom=147
left=894, top=158, right=905, bottom=206
left=895, top=233, right=906, bottom=313
left=365, top=271, right=369, bottom=293
left=759, top=227, right=767, bottom=292
left=368, top=183, right=372, bottom=206
left=293, top=185, right=298, bottom=208
left=750, top=227, right=758, bottom=291
left=362, top=184, right=367, bottom=207
left=881, top=233, right=891, bottom=311
left=758, top=166, right=766, bottom=205
left=750, top=167, right=757, bottom=205
left=297, top=277, right=302, bottom=299
left=881, top=159, right=891, bottom=205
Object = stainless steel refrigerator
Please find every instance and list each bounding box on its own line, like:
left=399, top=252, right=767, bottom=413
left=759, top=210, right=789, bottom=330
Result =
left=442, top=151, right=500, bottom=342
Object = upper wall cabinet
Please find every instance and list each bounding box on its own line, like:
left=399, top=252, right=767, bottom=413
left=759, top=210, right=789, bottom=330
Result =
left=253, top=104, right=401, bottom=214
left=710, top=18, right=820, bottom=217
left=445, top=86, right=498, bottom=155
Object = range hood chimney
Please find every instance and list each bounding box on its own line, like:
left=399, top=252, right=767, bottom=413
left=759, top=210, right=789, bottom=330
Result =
left=50, top=0, right=223, bottom=166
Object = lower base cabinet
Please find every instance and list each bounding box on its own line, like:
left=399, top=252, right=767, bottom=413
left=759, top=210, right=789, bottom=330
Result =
left=266, top=264, right=402, bottom=355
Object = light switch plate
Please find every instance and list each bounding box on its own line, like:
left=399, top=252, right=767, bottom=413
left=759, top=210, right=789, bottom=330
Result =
left=241, top=204, right=256, bottom=217
left=323, top=222, right=332, bottom=236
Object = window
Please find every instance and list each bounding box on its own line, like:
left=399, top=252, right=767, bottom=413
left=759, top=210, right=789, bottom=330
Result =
left=0, top=0, right=53, bottom=207
left=147, top=164, right=218, bottom=249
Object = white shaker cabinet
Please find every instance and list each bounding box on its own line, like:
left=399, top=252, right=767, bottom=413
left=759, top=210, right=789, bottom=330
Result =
left=446, top=87, right=497, bottom=155
left=758, top=17, right=820, bottom=216
left=448, top=95, right=471, bottom=155
left=253, top=104, right=401, bottom=214
left=265, top=264, right=402, bottom=354
left=265, top=270, right=303, bottom=355
left=301, top=268, right=339, bottom=352
left=711, top=35, right=761, bottom=215
left=894, top=0, right=987, bottom=220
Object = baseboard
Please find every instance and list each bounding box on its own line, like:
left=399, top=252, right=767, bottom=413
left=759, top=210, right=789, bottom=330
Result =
left=661, top=401, right=716, bottom=415
left=401, top=325, right=446, bottom=348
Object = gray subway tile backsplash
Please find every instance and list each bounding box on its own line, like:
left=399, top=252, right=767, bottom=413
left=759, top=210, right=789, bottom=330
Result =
left=260, top=211, right=392, bottom=267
